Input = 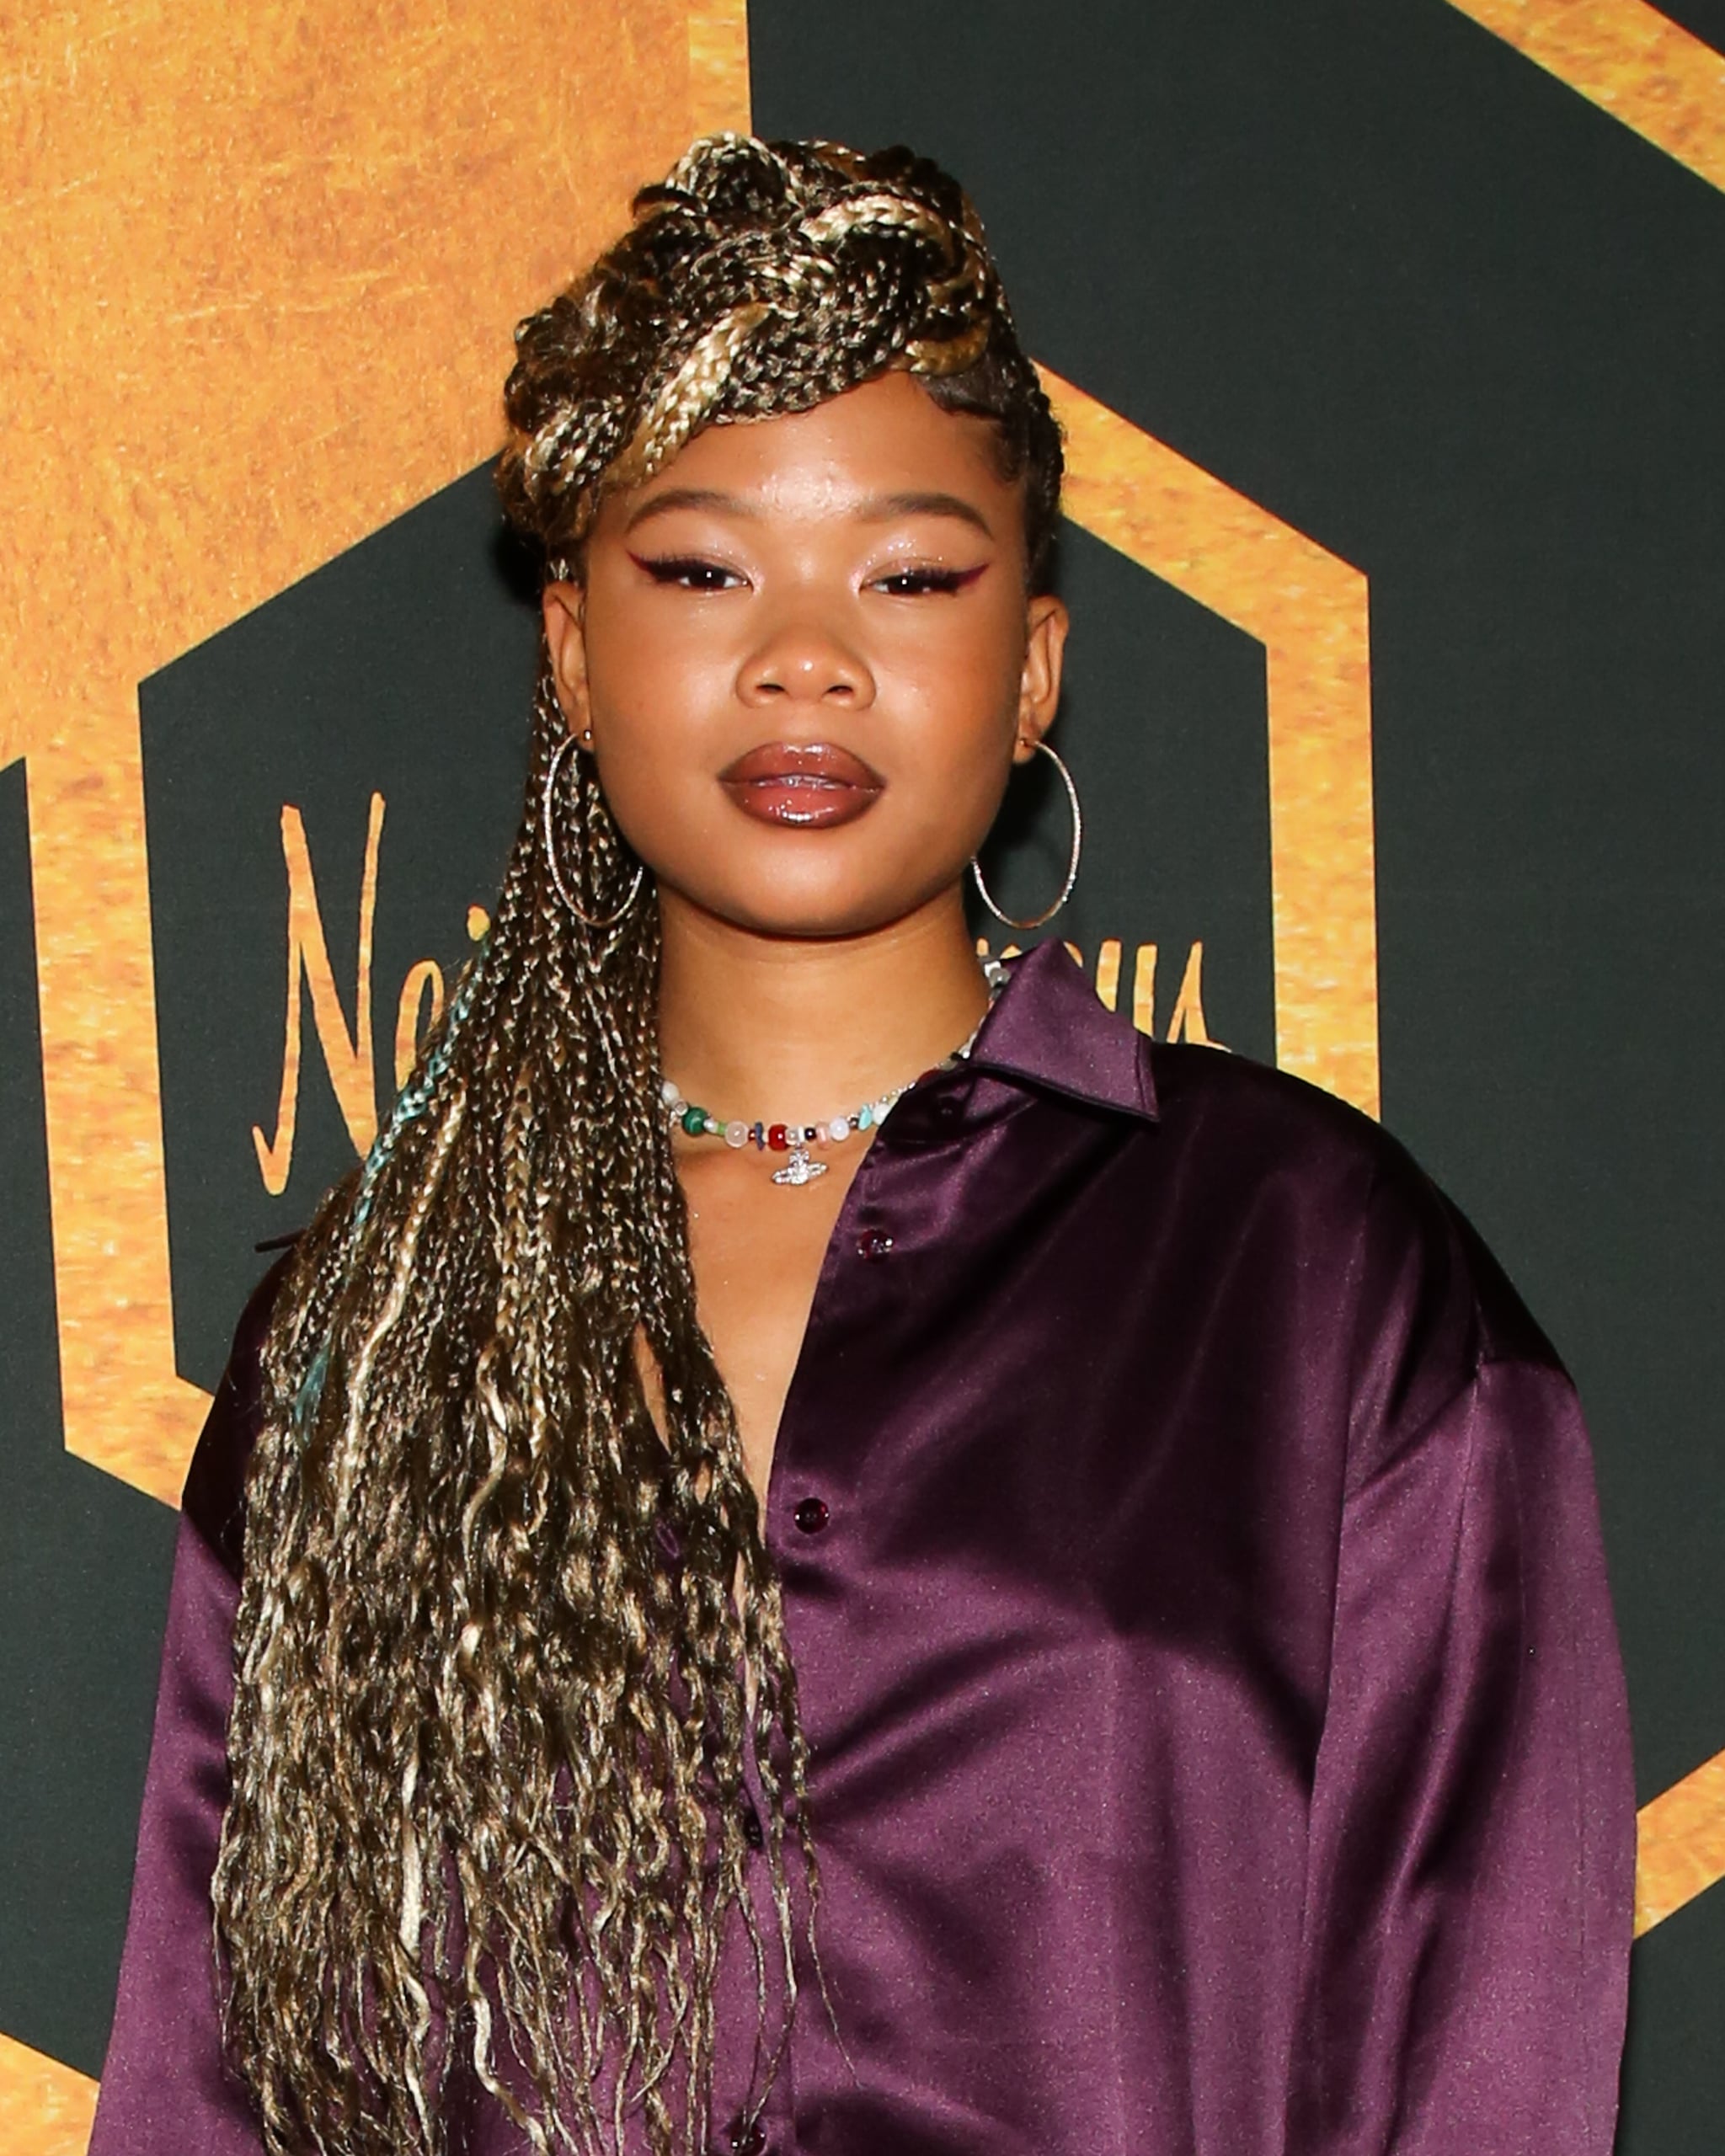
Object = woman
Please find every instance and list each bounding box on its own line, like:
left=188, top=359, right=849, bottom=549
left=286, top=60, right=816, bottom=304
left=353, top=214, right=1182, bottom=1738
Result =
left=90, top=134, right=1632, bottom=2156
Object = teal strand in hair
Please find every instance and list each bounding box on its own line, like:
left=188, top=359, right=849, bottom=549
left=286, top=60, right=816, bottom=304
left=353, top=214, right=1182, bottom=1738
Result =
left=292, top=1337, right=334, bottom=1437
left=291, top=950, right=488, bottom=1441
left=351, top=953, right=485, bottom=1238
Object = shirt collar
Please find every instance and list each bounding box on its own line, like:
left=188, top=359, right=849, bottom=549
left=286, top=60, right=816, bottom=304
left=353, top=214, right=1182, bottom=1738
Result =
left=967, top=939, right=1159, bottom=1123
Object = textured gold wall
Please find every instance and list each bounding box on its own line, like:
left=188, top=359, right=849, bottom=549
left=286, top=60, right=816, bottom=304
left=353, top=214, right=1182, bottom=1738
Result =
left=1450, top=0, right=1725, bottom=189
left=3, top=0, right=698, bottom=1509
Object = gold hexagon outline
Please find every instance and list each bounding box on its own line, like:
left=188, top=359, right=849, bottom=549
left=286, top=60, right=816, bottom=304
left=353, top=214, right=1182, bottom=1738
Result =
left=1044, top=369, right=1380, bottom=1118
left=1448, top=0, right=1725, bottom=196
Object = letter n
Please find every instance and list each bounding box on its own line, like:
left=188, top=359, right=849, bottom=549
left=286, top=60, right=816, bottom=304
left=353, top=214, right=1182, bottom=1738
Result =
left=252, top=792, right=384, bottom=1194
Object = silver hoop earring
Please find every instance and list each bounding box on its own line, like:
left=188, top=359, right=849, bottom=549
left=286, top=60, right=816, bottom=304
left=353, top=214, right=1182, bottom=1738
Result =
left=542, top=733, right=644, bottom=929
left=969, top=740, right=1083, bottom=932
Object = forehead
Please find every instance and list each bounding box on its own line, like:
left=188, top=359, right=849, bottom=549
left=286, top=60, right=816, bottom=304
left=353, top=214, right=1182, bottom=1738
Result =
left=611, top=371, right=1012, bottom=522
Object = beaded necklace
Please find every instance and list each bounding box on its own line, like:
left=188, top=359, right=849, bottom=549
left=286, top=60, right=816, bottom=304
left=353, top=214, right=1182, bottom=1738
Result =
left=662, top=957, right=1008, bottom=1187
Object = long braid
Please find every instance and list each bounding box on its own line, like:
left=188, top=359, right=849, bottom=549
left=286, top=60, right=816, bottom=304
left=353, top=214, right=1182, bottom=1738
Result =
left=212, top=133, right=1062, bottom=2156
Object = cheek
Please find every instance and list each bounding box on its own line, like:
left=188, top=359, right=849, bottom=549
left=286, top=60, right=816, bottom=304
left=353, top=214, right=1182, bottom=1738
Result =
left=880, top=605, right=1026, bottom=758
left=583, top=606, right=717, bottom=732
left=573, top=604, right=738, bottom=873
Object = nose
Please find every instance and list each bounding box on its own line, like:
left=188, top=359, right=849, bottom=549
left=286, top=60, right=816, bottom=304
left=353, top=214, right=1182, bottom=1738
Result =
left=737, top=611, right=875, bottom=712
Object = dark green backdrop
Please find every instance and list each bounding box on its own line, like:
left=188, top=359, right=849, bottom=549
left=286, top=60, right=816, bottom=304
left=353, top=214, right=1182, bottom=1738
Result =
left=2, top=3, right=1721, bottom=2147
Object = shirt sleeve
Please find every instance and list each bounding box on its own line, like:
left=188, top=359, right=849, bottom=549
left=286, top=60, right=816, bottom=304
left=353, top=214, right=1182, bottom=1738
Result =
left=1286, top=1185, right=1636, bottom=2153
left=88, top=1267, right=285, bottom=2156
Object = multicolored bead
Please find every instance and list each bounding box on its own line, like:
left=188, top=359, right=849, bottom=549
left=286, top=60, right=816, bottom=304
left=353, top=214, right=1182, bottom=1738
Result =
left=660, top=954, right=1009, bottom=1180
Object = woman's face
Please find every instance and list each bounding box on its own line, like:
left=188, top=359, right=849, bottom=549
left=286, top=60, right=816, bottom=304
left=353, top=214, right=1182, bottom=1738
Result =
left=542, top=369, right=1067, bottom=940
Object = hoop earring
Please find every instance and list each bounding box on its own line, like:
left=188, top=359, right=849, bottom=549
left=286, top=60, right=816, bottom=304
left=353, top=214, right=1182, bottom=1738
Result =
left=542, top=733, right=644, bottom=929
left=969, top=739, right=1083, bottom=932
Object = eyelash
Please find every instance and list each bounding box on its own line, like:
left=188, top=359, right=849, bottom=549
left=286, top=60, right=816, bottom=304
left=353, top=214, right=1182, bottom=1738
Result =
left=633, top=555, right=742, bottom=592
left=630, top=556, right=984, bottom=597
left=873, top=566, right=982, bottom=597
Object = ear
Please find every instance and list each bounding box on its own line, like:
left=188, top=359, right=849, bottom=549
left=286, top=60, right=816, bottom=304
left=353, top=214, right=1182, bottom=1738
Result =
left=1011, top=592, right=1070, bottom=763
left=542, top=581, right=592, bottom=740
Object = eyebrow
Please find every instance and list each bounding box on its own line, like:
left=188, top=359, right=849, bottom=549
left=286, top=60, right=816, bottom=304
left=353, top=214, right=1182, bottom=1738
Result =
left=857, top=490, right=995, bottom=537
left=623, top=486, right=995, bottom=538
left=624, top=488, right=756, bottom=531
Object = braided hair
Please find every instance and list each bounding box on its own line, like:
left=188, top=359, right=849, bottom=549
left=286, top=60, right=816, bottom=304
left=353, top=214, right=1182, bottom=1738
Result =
left=212, top=134, right=1063, bottom=2156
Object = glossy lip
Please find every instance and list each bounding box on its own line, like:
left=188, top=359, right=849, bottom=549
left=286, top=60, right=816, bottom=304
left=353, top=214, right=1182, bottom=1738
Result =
left=718, top=740, right=886, bottom=829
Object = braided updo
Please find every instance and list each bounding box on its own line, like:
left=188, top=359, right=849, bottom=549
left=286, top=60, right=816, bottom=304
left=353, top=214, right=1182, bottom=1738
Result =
left=212, top=136, right=1060, bottom=2156
left=498, top=132, right=1061, bottom=588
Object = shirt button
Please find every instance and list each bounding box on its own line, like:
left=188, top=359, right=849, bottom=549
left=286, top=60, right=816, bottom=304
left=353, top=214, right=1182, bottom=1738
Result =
left=856, top=1228, right=894, bottom=1261
left=726, top=2121, right=767, bottom=2155
left=793, top=1497, right=830, bottom=1535
left=741, top=1803, right=765, bottom=1850
left=935, top=1093, right=963, bottom=1123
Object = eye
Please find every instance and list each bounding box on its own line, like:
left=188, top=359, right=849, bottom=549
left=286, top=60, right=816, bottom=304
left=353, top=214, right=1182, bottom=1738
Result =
left=871, top=564, right=987, bottom=598
left=630, top=553, right=745, bottom=593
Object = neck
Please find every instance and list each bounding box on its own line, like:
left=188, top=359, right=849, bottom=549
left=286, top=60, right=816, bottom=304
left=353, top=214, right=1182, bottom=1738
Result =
left=655, top=886, right=993, bottom=1120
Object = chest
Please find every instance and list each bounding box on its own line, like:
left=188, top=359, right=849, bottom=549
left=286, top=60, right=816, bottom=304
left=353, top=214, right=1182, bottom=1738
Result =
left=676, top=1132, right=874, bottom=1508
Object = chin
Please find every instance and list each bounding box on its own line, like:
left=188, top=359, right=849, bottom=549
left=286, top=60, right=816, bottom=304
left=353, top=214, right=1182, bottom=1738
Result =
left=668, top=868, right=957, bottom=943
left=724, top=894, right=916, bottom=942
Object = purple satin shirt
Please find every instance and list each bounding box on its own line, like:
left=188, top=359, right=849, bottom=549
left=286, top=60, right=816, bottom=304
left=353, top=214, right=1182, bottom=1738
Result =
left=91, top=940, right=1633, bottom=2154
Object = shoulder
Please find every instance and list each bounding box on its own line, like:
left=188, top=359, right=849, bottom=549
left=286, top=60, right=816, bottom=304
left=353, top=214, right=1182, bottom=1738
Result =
left=1143, top=1038, right=1566, bottom=1385
left=179, top=1249, right=296, bottom=1581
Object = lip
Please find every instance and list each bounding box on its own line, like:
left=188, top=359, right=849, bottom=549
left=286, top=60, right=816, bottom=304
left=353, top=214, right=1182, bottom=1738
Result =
left=718, top=741, right=886, bottom=829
